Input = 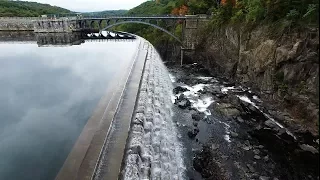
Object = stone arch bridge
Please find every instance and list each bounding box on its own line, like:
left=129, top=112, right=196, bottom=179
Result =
left=34, top=15, right=210, bottom=50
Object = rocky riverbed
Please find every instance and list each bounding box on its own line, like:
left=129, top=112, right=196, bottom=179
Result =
left=166, top=63, right=319, bottom=180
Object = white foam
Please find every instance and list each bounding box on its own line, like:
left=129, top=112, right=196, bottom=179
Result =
left=168, top=73, right=176, bottom=83
left=217, top=121, right=231, bottom=143
left=122, top=41, right=186, bottom=179
left=221, top=86, right=236, bottom=94
left=180, top=84, right=209, bottom=98
left=236, top=95, right=259, bottom=108
left=196, top=76, right=213, bottom=81
left=183, top=84, right=208, bottom=93
left=224, top=135, right=231, bottom=142
left=171, top=95, right=176, bottom=103
left=263, top=113, right=285, bottom=129
left=192, top=97, right=214, bottom=115
left=252, top=95, right=262, bottom=102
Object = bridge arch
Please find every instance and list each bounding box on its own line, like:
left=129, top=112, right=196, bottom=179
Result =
left=99, top=20, right=182, bottom=44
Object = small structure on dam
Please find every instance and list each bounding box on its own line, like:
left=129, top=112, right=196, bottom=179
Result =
left=34, top=17, right=82, bottom=33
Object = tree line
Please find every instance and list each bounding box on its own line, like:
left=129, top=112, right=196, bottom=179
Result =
left=0, top=0, right=70, bottom=17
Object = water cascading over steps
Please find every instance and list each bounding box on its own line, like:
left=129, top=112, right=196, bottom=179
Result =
left=120, top=41, right=186, bottom=180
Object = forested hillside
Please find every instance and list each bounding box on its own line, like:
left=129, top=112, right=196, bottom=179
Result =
left=116, top=0, right=318, bottom=45
left=116, top=0, right=183, bottom=46
left=0, top=0, right=71, bottom=17
left=82, top=10, right=128, bottom=16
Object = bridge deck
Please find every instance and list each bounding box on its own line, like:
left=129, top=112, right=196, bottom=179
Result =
left=81, top=16, right=194, bottom=20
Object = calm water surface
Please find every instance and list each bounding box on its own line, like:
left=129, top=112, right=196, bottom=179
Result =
left=0, top=39, right=139, bottom=180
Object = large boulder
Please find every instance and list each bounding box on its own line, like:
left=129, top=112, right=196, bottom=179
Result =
left=192, top=112, right=206, bottom=121
left=173, top=86, right=188, bottom=94
left=175, top=94, right=191, bottom=109
left=213, top=103, right=241, bottom=118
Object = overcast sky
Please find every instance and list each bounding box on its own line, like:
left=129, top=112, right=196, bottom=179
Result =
left=30, top=0, right=148, bottom=12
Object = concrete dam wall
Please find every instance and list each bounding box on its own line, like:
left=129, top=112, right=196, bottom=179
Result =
left=0, top=17, right=36, bottom=31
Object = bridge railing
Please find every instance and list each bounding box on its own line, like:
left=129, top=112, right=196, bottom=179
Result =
left=38, top=14, right=211, bottom=20
left=80, top=15, right=210, bottom=19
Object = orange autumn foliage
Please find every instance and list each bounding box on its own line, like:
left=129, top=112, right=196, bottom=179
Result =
left=179, top=5, right=188, bottom=15
left=171, top=5, right=188, bottom=15
left=171, top=7, right=180, bottom=15
left=221, top=0, right=236, bottom=6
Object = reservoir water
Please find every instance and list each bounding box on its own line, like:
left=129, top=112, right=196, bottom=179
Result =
left=0, top=33, right=139, bottom=180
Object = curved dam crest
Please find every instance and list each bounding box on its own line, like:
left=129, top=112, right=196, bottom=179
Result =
left=54, top=37, right=186, bottom=180
left=119, top=41, right=186, bottom=179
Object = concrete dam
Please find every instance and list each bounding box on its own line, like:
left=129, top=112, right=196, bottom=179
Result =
left=1, top=14, right=318, bottom=179
left=0, top=21, right=189, bottom=178
left=49, top=37, right=185, bottom=180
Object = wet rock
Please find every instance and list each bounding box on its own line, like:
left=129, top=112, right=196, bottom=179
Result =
left=175, top=94, right=191, bottom=109
left=288, top=40, right=304, bottom=60
left=259, top=176, right=270, bottom=180
left=214, top=103, right=241, bottom=117
left=264, top=120, right=278, bottom=129
left=173, top=86, right=188, bottom=94
left=230, top=131, right=239, bottom=138
left=250, top=128, right=294, bottom=152
left=193, top=146, right=227, bottom=179
left=188, top=128, right=200, bottom=139
left=204, top=86, right=222, bottom=95
left=237, top=116, right=244, bottom=123
left=211, top=144, right=220, bottom=150
left=223, top=82, right=235, bottom=86
left=177, top=99, right=191, bottom=109
left=246, top=164, right=255, bottom=172
left=196, top=67, right=211, bottom=76
left=216, top=93, right=227, bottom=98
left=191, top=112, right=206, bottom=121
left=263, top=155, right=269, bottom=162
left=243, top=146, right=252, bottom=151
left=278, top=130, right=296, bottom=144
left=221, top=155, right=229, bottom=160
left=193, top=121, right=198, bottom=127
left=226, top=95, right=242, bottom=107
left=254, top=155, right=261, bottom=160
left=299, top=144, right=319, bottom=154
left=239, top=100, right=265, bottom=120
left=253, top=149, right=260, bottom=155
left=244, top=140, right=251, bottom=146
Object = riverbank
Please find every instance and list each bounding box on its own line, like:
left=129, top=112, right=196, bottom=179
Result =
left=190, top=24, right=319, bottom=137
left=166, top=63, right=319, bottom=180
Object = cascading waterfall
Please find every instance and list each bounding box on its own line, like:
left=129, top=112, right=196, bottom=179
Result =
left=120, top=41, right=186, bottom=180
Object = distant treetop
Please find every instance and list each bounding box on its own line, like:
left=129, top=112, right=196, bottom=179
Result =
left=0, top=0, right=71, bottom=17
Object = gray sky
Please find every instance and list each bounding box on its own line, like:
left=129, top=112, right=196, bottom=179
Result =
left=30, top=0, right=147, bottom=12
